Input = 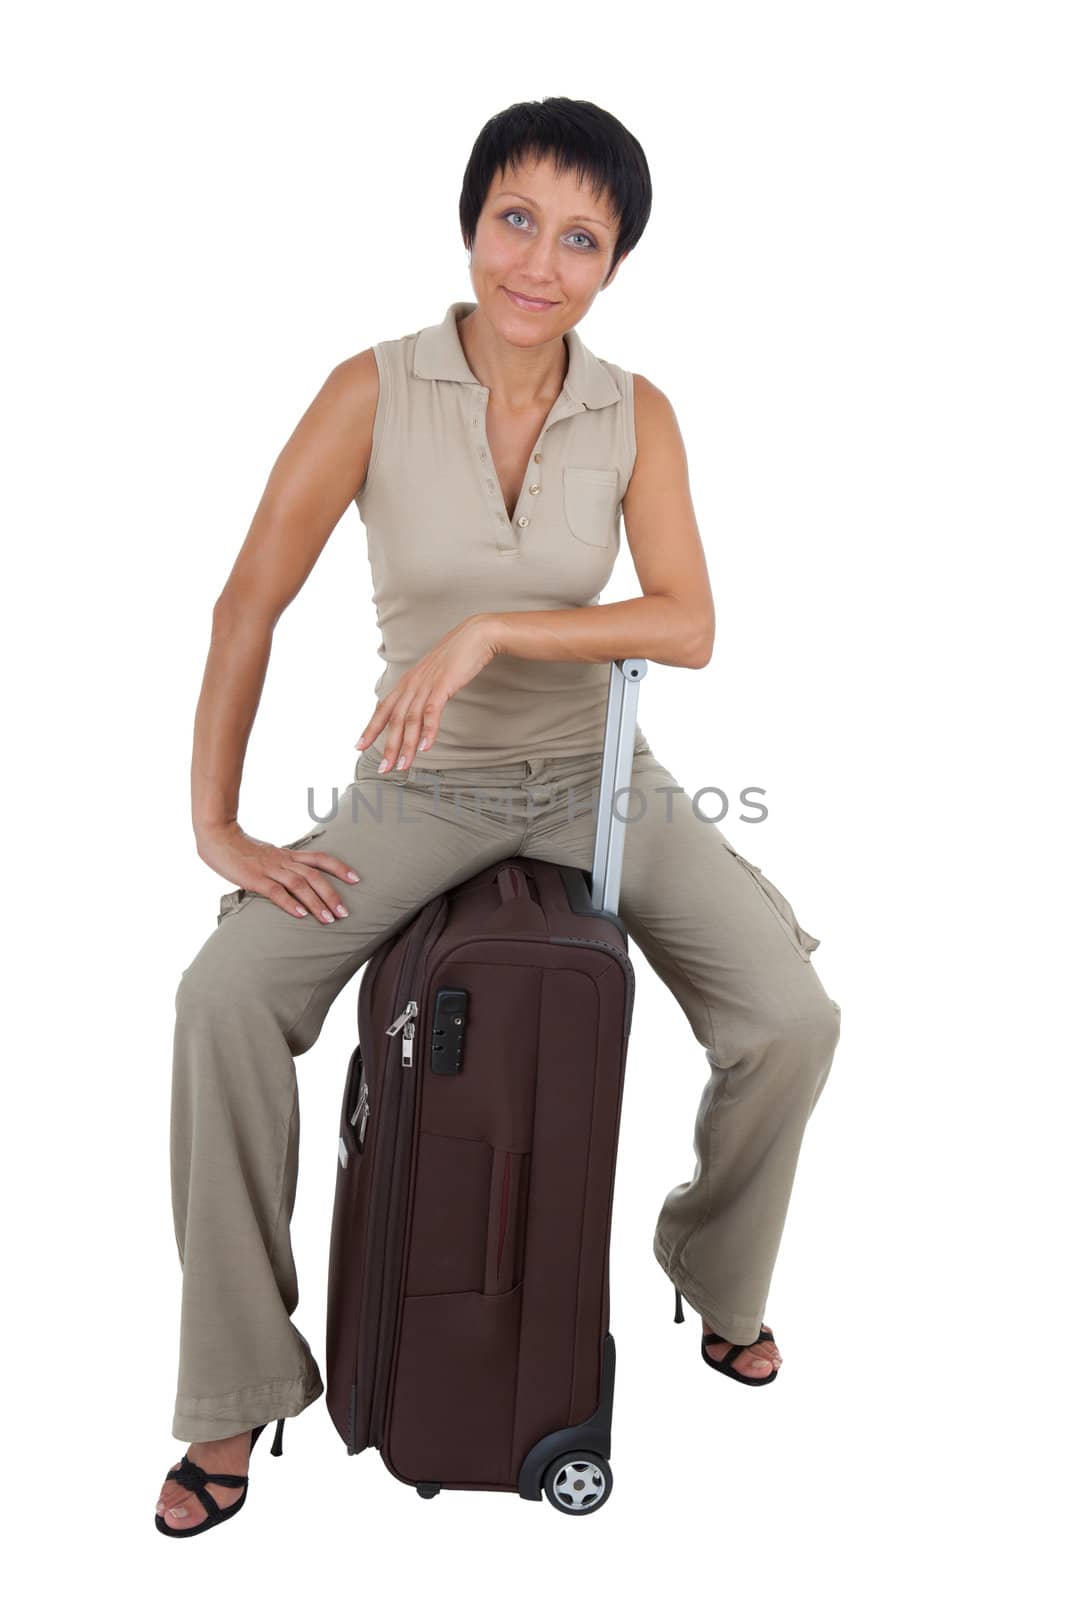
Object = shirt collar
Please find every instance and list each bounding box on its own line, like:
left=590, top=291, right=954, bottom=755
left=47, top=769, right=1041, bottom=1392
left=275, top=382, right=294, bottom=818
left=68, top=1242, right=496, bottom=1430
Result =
left=412, top=300, right=621, bottom=410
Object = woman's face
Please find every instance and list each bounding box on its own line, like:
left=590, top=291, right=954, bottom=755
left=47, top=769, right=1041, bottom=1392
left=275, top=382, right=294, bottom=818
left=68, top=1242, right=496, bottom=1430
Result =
left=468, top=154, right=624, bottom=340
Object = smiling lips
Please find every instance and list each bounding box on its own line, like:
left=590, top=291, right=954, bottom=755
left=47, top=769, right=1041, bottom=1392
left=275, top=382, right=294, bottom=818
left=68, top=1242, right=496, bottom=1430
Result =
left=504, top=287, right=557, bottom=310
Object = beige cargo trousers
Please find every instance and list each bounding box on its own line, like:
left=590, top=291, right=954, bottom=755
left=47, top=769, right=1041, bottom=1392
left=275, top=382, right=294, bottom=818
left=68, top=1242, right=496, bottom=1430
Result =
left=169, top=738, right=841, bottom=1442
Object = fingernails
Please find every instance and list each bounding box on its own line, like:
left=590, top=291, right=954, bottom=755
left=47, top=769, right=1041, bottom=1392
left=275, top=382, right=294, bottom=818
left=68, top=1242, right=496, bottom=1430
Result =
left=335, top=904, right=348, bottom=917
left=346, top=871, right=359, bottom=882
left=378, top=759, right=388, bottom=773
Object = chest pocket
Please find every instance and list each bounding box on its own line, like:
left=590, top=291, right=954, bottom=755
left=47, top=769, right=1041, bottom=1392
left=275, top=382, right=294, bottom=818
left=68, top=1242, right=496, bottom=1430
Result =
left=563, top=466, right=619, bottom=547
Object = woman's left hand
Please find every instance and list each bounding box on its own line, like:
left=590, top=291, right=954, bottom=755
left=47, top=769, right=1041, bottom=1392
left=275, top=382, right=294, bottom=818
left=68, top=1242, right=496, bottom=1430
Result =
left=355, top=615, right=499, bottom=771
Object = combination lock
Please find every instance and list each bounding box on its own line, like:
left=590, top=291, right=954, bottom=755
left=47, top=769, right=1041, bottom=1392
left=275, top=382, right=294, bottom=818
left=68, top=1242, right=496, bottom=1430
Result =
left=430, top=987, right=469, bottom=1074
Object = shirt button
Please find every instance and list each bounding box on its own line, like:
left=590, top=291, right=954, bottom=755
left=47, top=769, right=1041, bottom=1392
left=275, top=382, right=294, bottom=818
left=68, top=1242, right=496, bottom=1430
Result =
left=534, top=453, right=542, bottom=463
left=529, top=484, right=541, bottom=494
left=517, top=516, right=529, bottom=528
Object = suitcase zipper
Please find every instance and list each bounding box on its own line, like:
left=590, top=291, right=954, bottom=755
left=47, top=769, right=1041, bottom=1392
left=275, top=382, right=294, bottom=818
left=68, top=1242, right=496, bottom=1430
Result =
left=355, top=901, right=442, bottom=1454
left=371, top=906, right=446, bottom=1454
left=349, top=1076, right=370, bottom=1145
left=385, top=1000, right=419, bottom=1068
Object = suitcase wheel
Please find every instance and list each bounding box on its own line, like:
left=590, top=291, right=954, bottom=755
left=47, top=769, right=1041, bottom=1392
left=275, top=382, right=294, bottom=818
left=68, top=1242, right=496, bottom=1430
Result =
left=541, top=1452, right=613, bottom=1514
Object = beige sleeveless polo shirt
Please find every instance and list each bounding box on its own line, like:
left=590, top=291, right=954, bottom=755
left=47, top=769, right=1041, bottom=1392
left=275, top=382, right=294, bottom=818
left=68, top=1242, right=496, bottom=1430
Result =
left=355, top=300, right=647, bottom=767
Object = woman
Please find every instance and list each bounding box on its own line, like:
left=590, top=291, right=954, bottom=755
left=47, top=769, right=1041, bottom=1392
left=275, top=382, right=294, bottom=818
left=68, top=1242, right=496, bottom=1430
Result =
left=156, top=97, right=840, bottom=1536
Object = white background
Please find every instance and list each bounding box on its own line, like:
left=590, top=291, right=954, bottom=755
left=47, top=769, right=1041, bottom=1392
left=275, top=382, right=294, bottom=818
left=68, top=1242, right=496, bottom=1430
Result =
left=4, top=1, right=1063, bottom=1592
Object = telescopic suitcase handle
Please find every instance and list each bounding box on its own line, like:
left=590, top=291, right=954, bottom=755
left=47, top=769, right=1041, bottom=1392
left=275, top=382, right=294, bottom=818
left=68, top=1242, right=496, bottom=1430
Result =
left=589, top=658, right=647, bottom=916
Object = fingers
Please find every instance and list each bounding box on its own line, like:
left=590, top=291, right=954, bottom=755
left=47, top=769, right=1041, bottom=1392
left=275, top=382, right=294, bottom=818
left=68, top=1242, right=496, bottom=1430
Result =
left=272, top=852, right=361, bottom=922
left=354, top=691, right=396, bottom=758
left=354, top=679, right=443, bottom=772
left=370, top=705, right=439, bottom=773
left=291, top=847, right=360, bottom=885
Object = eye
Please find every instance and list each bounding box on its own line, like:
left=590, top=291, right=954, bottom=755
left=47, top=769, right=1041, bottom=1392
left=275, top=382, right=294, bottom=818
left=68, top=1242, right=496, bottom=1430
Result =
left=500, top=209, right=598, bottom=250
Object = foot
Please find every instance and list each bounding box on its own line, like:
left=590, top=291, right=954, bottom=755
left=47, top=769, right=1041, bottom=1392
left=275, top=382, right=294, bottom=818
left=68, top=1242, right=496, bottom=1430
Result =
left=156, top=1431, right=253, bottom=1530
left=702, top=1320, right=783, bottom=1378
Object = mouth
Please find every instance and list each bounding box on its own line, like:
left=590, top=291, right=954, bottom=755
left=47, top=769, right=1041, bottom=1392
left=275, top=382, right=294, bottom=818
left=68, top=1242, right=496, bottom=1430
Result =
left=503, top=287, right=558, bottom=310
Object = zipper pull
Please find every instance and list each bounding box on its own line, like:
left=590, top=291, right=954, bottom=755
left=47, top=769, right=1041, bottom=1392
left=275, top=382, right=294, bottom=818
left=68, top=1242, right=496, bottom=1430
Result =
left=349, top=1078, right=369, bottom=1134
left=386, top=1000, right=419, bottom=1069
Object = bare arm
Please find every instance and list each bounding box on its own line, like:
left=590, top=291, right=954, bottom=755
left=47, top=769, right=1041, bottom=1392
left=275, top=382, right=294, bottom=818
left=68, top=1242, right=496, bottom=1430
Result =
left=185, top=348, right=388, bottom=923
left=192, top=348, right=379, bottom=845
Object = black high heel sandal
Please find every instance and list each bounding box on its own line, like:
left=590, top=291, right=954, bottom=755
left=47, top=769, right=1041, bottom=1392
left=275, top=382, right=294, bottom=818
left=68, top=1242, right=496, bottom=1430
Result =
left=674, top=1286, right=779, bottom=1386
left=155, top=1417, right=286, bottom=1537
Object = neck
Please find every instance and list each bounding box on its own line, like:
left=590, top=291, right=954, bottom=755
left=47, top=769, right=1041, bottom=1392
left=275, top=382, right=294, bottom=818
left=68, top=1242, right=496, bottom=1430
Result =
left=457, top=305, right=569, bottom=410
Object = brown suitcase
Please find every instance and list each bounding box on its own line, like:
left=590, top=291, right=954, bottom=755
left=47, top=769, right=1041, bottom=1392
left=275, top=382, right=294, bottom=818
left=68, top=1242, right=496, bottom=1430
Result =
left=325, top=658, right=647, bottom=1515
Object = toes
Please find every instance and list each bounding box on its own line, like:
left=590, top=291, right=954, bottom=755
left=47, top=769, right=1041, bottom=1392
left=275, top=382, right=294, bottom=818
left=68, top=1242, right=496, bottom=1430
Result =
left=745, top=1340, right=782, bottom=1375
left=162, top=1492, right=205, bottom=1527
left=701, top=1322, right=784, bottom=1376
left=158, top=1467, right=207, bottom=1527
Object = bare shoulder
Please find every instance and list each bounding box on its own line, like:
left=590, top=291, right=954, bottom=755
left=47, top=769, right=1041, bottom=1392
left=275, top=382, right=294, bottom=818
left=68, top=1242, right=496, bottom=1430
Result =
left=262, top=346, right=382, bottom=511
left=321, top=347, right=381, bottom=487
left=330, top=344, right=380, bottom=399
left=631, top=371, right=684, bottom=449
left=214, top=348, right=386, bottom=617
left=627, top=372, right=690, bottom=489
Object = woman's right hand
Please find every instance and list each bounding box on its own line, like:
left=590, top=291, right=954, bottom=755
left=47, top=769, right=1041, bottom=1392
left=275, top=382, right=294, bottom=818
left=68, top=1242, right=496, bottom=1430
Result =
left=197, top=822, right=361, bottom=922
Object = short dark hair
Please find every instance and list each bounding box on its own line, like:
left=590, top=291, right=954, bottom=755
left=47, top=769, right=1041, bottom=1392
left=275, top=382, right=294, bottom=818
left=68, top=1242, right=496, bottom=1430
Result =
left=459, top=97, right=652, bottom=280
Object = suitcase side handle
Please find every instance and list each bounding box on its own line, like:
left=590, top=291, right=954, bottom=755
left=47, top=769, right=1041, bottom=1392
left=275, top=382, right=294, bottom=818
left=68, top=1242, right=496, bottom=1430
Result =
left=495, top=864, right=533, bottom=904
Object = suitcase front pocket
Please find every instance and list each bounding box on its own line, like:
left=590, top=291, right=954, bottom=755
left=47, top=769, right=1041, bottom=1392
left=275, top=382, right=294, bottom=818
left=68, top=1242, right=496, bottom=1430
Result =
left=388, top=1284, right=523, bottom=1486
left=406, top=1134, right=494, bottom=1295
left=484, top=1149, right=530, bottom=1295
left=405, top=1135, right=531, bottom=1297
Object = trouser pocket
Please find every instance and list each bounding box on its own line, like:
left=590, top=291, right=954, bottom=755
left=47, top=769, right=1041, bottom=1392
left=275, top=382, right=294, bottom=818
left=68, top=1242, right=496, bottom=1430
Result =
left=216, top=825, right=328, bottom=924
left=722, top=840, right=821, bottom=959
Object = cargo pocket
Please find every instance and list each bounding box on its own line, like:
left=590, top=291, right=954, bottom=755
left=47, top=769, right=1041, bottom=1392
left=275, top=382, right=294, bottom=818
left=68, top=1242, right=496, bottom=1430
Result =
left=283, top=824, right=328, bottom=851
left=722, top=840, right=821, bottom=960
left=563, top=465, right=619, bottom=547
left=215, top=824, right=327, bottom=924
